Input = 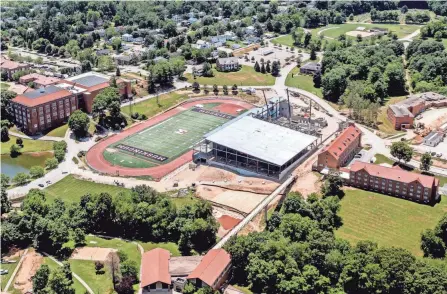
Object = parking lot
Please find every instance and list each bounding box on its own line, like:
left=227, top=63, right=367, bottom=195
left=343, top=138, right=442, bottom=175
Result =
left=239, top=43, right=306, bottom=68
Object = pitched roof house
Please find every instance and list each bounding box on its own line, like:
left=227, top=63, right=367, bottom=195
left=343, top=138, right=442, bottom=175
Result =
left=141, top=248, right=172, bottom=293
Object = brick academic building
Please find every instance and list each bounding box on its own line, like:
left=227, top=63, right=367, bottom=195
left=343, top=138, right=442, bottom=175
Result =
left=11, top=72, right=131, bottom=135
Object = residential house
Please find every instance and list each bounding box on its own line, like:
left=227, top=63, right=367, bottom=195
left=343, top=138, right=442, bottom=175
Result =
left=348, top=162, right=439, bottom=204
left=300, top=62, right=321, bottom=75
left=114, top=54, right=133, bottom=65
left=216, top=57, right=239, bottom=72
left=187, top=249, right=231, bottom=291
left=316, top=123, right=362, bottom=171
left=231, top=44, right=241, bottom=50
left=188, top=17, right=198, bottom=25
left=193, top=40, right=211, bottom=50
left=133, top=37, right=144, bottom=44
left=122, top=33, right=133, bottom=42
left=245, top=26, right=255, bottom=35
left=245, top=36, right=260, bottom=44
left=140, top=248, right=172, bottom=294
left=95, top=49, right=110, bottom=56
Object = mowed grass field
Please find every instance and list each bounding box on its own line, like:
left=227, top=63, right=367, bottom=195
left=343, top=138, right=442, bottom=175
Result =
left=1, top=135, right=53, bottom=154
left=104, top=107, right=231, bottom=168
left=44, top=175, right=130, bottom=203
left=121, top=92, right=187, bottom=118
left=314, top=23, right=420, bottom=39
left=336, top=189, right=447, bottom=256
left=271, top=34, right=295, bottom=47
left=184, top=65, right=275, bottom=86
left=285, top=67, right=323, bottom=98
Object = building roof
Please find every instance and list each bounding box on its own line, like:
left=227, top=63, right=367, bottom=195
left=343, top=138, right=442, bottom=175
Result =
left=205, top=116, right=318, bottom=166
left=322, top=124, right=361, bottom=160
left=389, top=105, right=413, bottom=117
left=187, top=249, right=231, bottom=287
left=424, top=131, right=443, bottom=143
left=13, top=85, right=72, bottom=107
left=64, top=72, right=110, bottom=89
left=350, top=162, right=438, bottom=188
left=301, top=62, right=321, bottom=71
left=141, top=248, right=171, bottom=287
left=0, top=58, right=28, bottom=70
left=217, top=57, right=238, bottom=65
left=19, top=73, right=60, bottom=86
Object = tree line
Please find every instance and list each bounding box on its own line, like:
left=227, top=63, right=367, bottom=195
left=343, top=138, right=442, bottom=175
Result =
left=224, top=190, right=447, bottom=294
left=1, top=184, right=217, bottom=257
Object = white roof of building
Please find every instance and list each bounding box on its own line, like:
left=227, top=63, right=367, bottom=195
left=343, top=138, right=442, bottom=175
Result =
left=205, top=116, right=317, bottom=166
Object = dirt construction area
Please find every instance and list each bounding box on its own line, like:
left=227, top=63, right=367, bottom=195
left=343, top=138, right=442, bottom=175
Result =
left=13, top=249, right=43, bottom=294
left=70, top=247, right=117, bottom=261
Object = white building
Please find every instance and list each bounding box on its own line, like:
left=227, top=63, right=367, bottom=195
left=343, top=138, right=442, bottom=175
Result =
left=423, top=131, right=444, bottom=147
left=193, top=40, right=211, bottom=49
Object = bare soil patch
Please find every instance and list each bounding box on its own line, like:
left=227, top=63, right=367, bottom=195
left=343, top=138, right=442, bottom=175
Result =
left=70, top=247, right=117, bottom=262
left=13, top=249, right=43, bottom=294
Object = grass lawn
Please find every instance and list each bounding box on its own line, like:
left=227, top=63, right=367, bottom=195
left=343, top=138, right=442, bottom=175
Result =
left=84, top=235, right=141, bottom=273
left=0, top=260, right=20, bottom=291
left=43, top=257, right=87, bottom=294
left=271, top=35, right=295, bottom=47
left=285, top=67, right=323, bottom=98
left=44, top=124, right=68, bottom=138
left=336, top=188, right=447, bottom=256
left=43, top=175, right=130, bottom=203
left=139, top=241, right=181, bottom=256
left=374, top=153, right=396, bottom=165
left=315, top=23, right=420, bottom=39
left=184, top=65, right=275, bottom=86
left=69, top=260, right=114, bottom=294
left=1, top=136, right=53, bottom=154
left=377, top=96, right=407, bottom=135
left=0, top=82, right=10, bottom=90
left=121, top=92, right=187, bottom=118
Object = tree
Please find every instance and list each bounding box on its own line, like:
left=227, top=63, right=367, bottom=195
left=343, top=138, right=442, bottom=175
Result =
left=92, top=87, right=121, bottom=125
left=390, top=141, right=413, bottom=163
left=266, top=62, right=271, bottom=73
left=202, top=62, right=213, bottom=77
left=213, top=84, right=218, bottom=94
left=420, top=152, right=432, bottom=172
left=13, top=172, right=29, bottom=186
left=45, top=158, right=59, bottom=170
left=68, top=110, right=90, bottom=138
left=192, top=82, right=200, bottom=91
left=47, top=267, right=75, bottom=294
left=271, top=61, right=280, bottom=76
left=115, top=276, right=134, bottom=294
left=313, top=72, right=322, bottom=88
left=62, top=262, right=73, bottom=285
left=73, top=228, right=86, bottom=246
left=232, top=84, right=238, bottom=92
left=16, top=137, right=23, bottom=146
left=95, top=261, right=105, bottom=274
left=260, top=63, right=266, bottom=74
left=120, top=260, right=138, bottom=284
left=321, top=171, right=343, bottom=197
left=30, top=166, right=45, bottom=178
left=1, top=127, right=9, bottom=142
left=1, top=174, right=11, bottom=215
left=254, top=61, right=260, bottom=72
left=33, top=264, right=50, bottom=293
left=401, top=5, right=408, bottom=14
left=116, top=67, right=121, bottom=77
left=223, top=85, right=228, bottom=94
left=54, top=149, right=66, bottom=163
left=310, top=48, right=317, bottom=60
left=10, top=144, right=21, bottom=156
left=421, top=229, right=446, bottom=258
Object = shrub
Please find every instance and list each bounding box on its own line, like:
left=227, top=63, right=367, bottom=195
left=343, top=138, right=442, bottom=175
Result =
left=29, top=166, right=45, bottom=178
left=45, top=157, right=59, bottom=170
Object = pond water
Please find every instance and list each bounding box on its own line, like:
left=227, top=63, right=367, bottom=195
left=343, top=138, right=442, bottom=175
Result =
left=1, top=152, right=53, bottom=179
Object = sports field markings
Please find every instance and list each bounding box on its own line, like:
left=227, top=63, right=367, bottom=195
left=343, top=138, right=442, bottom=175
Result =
left=138, top=117, right=174, bottom=135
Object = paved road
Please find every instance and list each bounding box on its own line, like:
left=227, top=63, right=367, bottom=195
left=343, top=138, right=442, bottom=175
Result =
left=9, top=131, right=65, bottom=142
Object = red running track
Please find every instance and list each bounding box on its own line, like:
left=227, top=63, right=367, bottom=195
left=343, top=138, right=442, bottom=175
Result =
left=86, top=98, right=253, bottom=180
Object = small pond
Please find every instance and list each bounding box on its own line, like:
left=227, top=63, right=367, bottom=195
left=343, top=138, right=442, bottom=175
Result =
left=1, top=152, right=53, bottom=179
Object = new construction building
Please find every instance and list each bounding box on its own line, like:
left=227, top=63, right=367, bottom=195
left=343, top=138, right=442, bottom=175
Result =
left=387, top=92, right=447, bottom=130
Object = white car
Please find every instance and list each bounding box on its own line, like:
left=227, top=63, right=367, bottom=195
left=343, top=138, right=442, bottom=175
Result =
left=0, top=269, right=8, bottom=275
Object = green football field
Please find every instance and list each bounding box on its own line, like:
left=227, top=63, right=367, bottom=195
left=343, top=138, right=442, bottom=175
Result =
left=103, top=107, right=232, bottom=168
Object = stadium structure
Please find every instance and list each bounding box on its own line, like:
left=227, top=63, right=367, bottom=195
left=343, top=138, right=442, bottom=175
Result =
left=193, top=97, right=324, bottom=181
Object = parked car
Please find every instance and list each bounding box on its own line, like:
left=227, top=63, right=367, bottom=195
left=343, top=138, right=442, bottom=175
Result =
left=46, top=180, right=52, bottom=184
left=0, top=269, right=8, bottom=275
left=437, top=153, right=442, bottom=157
left=354, top=154, right=362, bottom=159
left=38, top=184, right=44, bottom=188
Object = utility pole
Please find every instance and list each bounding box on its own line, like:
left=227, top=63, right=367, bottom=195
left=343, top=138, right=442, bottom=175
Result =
left=286, top=88, right=292, bottom=122
left=261, top=89, right=269, bottom=120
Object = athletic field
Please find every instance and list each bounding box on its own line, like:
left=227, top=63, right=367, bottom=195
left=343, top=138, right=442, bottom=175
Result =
left=103, top=105, right=233, bottom=168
